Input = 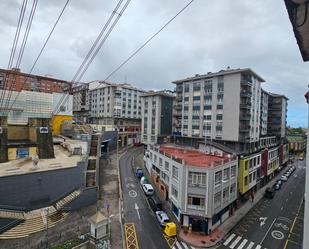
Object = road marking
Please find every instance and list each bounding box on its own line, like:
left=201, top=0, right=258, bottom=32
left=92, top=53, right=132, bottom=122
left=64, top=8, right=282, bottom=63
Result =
left=124, top=223, right=139, bottom=249
left=246, top=241, right=254, bottom=249
left=224, top=233, right=236, bottom=245
left=260, top=218, right=276, bottom=244
left=286, top=198, right=288, bottom=202
left=259, top=217, right=267, bottom=227
left=255, top=245, right=261, bottom=249
left=271, top=230, right=284, bottom=240
left=229, top=236, right=242, bottom=248
left=174, top=241, right=182, bottom=249
left=129, top=190, right=137, bottom=198
left=181, top=241, right=190, bottom=249
left=236, top=239, right=247, bottom=249
left=164, top=234, right=176, bottom=248
left=134, top=203, right=140, bottom=220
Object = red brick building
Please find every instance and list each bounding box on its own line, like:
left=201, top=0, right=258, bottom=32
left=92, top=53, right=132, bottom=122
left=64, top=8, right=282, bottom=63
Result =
left=0, top=68, right=71, bottom=93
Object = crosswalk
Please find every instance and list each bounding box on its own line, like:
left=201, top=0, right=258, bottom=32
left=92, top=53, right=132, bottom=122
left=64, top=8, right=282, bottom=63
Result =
left=223, top=233, right=267, bottom=249
left=172, top=240, right=195, bottom=249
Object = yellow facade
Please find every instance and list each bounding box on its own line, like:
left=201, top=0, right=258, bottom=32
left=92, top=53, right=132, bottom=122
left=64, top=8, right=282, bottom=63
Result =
left=8, top=147, right=37, bottom=161
left=52, top=115, right=73, bottom=135
left=238, top=159, right=249, bottom=194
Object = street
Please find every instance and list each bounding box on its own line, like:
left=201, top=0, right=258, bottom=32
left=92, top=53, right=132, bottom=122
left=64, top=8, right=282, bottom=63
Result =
left=119, top=147, right=170, bottom=249
left=219, top=160, right=306, bottom=249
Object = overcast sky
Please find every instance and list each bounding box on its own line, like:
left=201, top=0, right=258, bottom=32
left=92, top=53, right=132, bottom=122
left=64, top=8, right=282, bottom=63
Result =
left=0, top=0, right=308, bottom=127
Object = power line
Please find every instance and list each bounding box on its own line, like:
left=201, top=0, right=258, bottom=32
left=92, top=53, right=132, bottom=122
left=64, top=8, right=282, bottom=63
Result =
left=53, top=0, right=131, bottom=115
left=6, top=0, right=71, bottom=115
left=0, top=0, right=28, bottom=112
left=63, top=0, right=195, bottom=117
left=104, top=0, right=195, bottom=81
left=3, top=0, right=39, bottom=115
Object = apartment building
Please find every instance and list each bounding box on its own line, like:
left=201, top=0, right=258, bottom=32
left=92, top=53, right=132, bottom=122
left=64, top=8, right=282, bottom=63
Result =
left=89, top=81, right=146, bottom=146
left=267, top=92, right=288, bottom=139
left=141, top=91, right=174, bottom=145
left=172, top=68, right=265, bottom=152
left=260, top=89, right=269, bottom=136
left=145, top=144, right=238, bottom=234
left=0, top=68, right=71, bottom=93
left=71, top=83, right=90, bottom=123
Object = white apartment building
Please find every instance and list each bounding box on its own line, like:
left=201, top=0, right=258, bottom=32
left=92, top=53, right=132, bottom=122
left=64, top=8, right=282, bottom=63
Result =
left=141, top=91, right=174, bottom=145
left=145, top=144, right=238, bottom=234
left=172, top=68, right=265, bottom=152
left=72, top=83, right=90, bottom=123
left=89, top=81, right=146, bottom=146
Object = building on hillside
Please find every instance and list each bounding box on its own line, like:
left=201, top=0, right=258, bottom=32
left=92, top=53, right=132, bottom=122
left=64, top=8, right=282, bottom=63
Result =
left=145, top=144, right=238, bottom=234
left=267, top=92, right=288, bottom=139
left=71, top=83, right=90, bottom=123
left=88, top=81, right=146, bottom=146
left=286, top=128, right=306, bottom=155
left=141, top=90, right=174, bottom=145
left=0, top=68, right=71, bottom=93
left=172, top=68, right=265, bottom=153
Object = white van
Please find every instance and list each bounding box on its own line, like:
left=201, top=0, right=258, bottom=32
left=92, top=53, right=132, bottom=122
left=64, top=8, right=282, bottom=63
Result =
left=142, top=184, right=154, bottom=196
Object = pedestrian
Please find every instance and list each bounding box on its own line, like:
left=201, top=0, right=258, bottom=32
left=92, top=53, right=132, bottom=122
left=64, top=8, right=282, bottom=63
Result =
left=250, top=191, right=254, bottom=203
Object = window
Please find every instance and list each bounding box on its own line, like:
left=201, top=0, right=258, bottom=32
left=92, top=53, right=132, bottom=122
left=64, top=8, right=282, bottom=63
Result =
left=165, top=161, right=169, bottom=171
left=187, top=196, right=205, bottom=208
left=172, top=166, right=178, bottom=180
left=223, top=187, right=229, bottom=201
left=218, top=82, right=224, bottom=92
left=230, top=183, right=236, bottom=195
left=188, top=172, right=206, bottom=186
left=154, top=155, right=157, bottom=163
left=244, top=176, right=248, bottom=186
left=171, top=185, right=178, bottom=198
left=217, top=104, right=223, bottom=110
left=257, top=156, right=260, bottom=165
left=223, top=168, right=230, bottom=181
left=216, top=114, right=223, bottom=120
left=215, top=171, right=222, bottom=186
left=159, top=158, right=163, bottom=166
left=205, top=115, right=212, bottom=120
left=231, top=166, right=236, bottom=177
left=214, top=192, right=221, bottom=209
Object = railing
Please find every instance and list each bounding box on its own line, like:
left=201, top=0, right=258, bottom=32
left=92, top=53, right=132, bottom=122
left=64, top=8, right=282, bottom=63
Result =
left=187, top=205, right=205, bottom=211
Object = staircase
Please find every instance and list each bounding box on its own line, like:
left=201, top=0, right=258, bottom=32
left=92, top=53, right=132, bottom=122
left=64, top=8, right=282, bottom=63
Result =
left=0, top=210, right=24, bottom=220
left=54, top=189, right=82, bottom=210
left=0, top=211, right=68, bottom=239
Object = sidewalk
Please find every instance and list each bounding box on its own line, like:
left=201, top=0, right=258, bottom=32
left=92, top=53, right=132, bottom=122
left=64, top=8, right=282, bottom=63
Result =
left=178, top=167, right=289, bottom=248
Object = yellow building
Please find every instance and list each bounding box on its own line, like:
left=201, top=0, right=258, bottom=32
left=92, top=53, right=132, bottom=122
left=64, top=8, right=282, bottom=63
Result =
left=238, top=152, right=261, bottom=195
left=52, top=115, right=73, bottom=136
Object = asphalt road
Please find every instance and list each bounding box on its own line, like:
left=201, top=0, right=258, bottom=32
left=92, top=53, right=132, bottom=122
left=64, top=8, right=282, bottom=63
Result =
left=119, top=147, right=170, bottom=249
left=219, top=159, right=306, bottom=249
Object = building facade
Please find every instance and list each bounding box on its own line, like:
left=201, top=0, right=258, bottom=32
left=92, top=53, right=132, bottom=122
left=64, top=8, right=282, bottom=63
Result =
left=267, top=93, right=288, bottom=139
left=72, top=83, right=90, bottom=123
left=145, top=144, right=238, bottom=234
left=0, top=68, right=71, bottom=93
left=89, top=81, right=146, bottom=146
left=141, top=91, right=174, bottom=145
left=172, top=68, right=265, bottom=152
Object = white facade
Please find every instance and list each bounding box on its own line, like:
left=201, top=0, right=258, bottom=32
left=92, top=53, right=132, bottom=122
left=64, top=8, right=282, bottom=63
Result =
left=0, top=90, right=72, bottom=124
left=89, top=81, right=145, bottom=122
left=173, top=68, right=265, bottom=143
left=141, top=92, right=174, bottom=145
left=146, top=144, right=238, bottom=233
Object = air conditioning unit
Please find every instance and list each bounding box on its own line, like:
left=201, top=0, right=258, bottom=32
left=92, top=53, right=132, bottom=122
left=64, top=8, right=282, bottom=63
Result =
left=39, top=127, right=49, bottom=134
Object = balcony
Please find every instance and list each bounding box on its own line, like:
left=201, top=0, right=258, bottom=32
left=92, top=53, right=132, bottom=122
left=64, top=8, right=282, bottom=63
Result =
left=239, top=115, right=250, bottom=121
left=240, top=103, right=251, bottom=109
left=240, top=91, right=252, bottom=98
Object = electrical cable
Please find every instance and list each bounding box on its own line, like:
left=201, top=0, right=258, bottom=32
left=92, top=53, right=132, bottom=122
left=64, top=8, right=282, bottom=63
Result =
left=6, top=0, right=71, bottom=115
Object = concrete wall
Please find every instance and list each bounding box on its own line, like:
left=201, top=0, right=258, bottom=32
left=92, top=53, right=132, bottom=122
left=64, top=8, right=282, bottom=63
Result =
left=0, top=161, right=87, bottom=211
left=101, top=131, right=118, bottom=152
left=7, top=125, right=29, bottom=140
left=63, top=187, right=97, bottom=211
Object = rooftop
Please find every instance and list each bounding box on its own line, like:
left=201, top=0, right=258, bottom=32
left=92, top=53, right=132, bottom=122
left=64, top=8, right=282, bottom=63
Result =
left=158, top=145, right=234, bottom=168
left=172, top=68, right=265, bottom=84
left=141, top=90, right=175, bottom=98
left=0, top=145, right=83, bottom=177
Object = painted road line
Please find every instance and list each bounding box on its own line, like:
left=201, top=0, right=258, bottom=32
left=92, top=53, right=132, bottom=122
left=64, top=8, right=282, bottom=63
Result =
left=181, top=241, right=190, bottom=249
left=255, top=245, right=261, bottom=249
left=124, top=223, right=139, bottom=249
left=246, top=241, right=255, bottom=249
left=229, top=236, right=242, bottom=249
left=236, top=239, right=247, bottom=249
left=223, top=233, right=236, bottom=246
left=260, top=218, right=276, bottom=244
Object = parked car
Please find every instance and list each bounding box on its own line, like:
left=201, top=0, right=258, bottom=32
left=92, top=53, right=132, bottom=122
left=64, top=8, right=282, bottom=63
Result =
left=155, top=211, right=170, bottom=226
left=281, top=175, right=288, bottom=181
left=276, top=180, right=282, bottom=185
left=142, top=184, right=154, bottom=196
left=285, top=172, right=290, bottom=178
left=140, top=176, right=149, bottom=185
left=148, top=195, right=162, bottom=212
left=273, top=183, right=280, bottom=190
left=264, top=187, right=276, bottom=199
left=136, top=167, right=144, bottom=179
